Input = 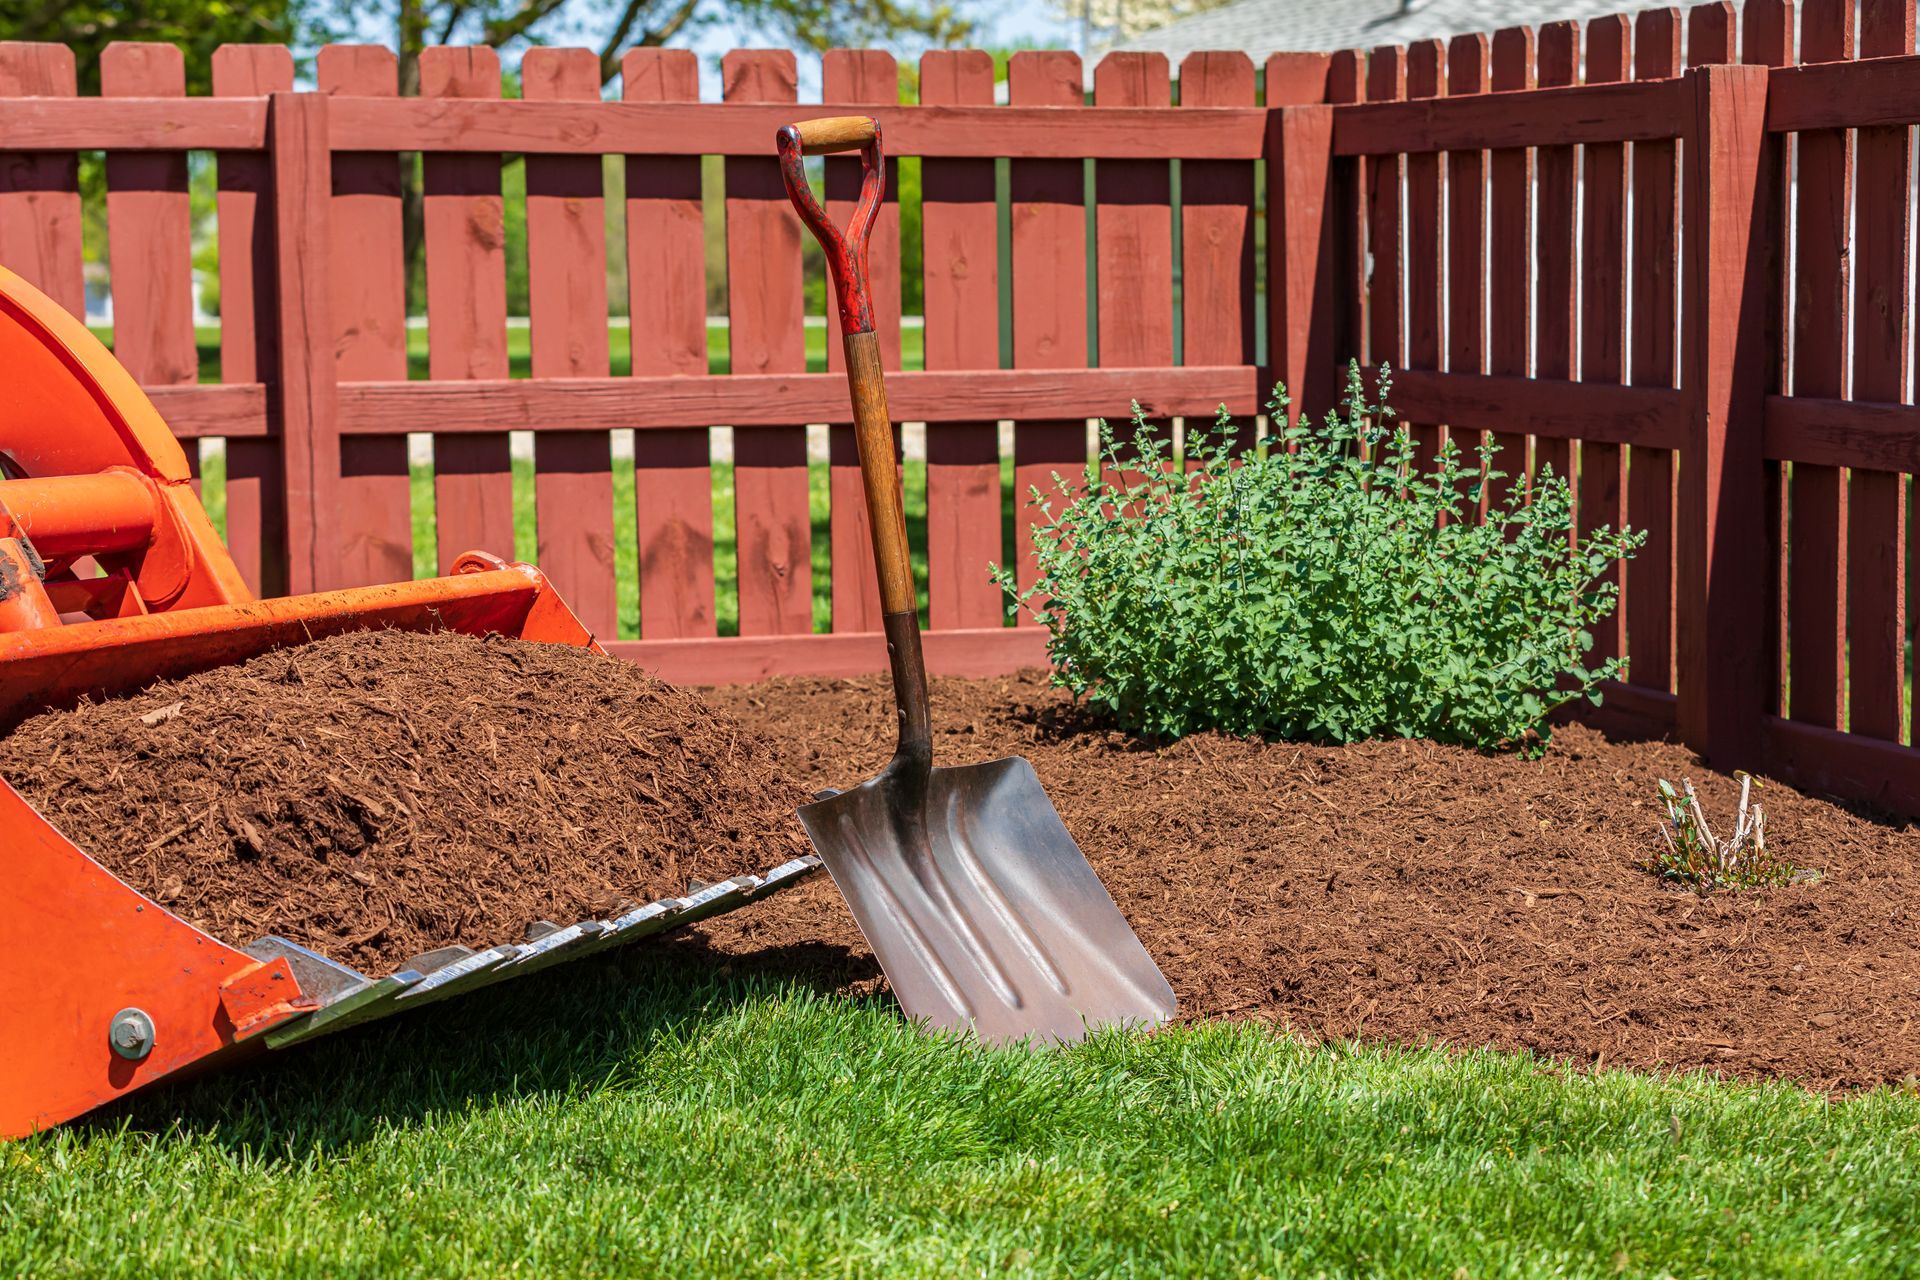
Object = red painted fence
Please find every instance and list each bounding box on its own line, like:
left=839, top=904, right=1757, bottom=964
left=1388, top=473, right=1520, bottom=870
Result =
left=2, top=5, right=1920, bottom=818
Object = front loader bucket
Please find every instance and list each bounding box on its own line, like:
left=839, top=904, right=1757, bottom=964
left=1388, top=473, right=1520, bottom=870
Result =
left=0, top=267, right=818, bottom=1138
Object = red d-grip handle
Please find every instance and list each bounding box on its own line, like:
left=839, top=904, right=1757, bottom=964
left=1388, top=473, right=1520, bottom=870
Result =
left=776, top=116, right=885, bottom=336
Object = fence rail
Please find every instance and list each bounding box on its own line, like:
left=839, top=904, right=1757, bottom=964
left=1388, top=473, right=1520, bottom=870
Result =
left=4, top=2, right=1920, bottom=820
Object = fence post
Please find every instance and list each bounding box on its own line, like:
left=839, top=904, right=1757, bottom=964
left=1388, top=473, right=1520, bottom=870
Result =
left=1266, top=104, right=1337, bottom=424
left=1676, top=63, right=1769, bottom=764
left=268, top=89, right=339, bottom=596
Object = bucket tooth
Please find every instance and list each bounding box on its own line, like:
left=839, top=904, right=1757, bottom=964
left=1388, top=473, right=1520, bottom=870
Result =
left=244, top=938, right=369, bottom=1002
left=401, top=945, right=479, bottom=976
left=263, top=971, right=425, bottom=1049
left=396, top=946, right=527, bottom=1005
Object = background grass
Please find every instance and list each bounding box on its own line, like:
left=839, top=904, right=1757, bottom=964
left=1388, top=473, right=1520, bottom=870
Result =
left=5, top=945, right=1918, bottom=1279
left=140, top=321, right=1012, bottom=640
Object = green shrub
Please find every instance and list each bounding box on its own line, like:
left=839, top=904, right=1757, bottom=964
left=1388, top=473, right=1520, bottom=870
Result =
left=993, top=364, right=1644, bottom=755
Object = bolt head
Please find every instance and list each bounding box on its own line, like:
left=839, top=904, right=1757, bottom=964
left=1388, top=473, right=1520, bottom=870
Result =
left=109, top=1008, right=155, bottom=1060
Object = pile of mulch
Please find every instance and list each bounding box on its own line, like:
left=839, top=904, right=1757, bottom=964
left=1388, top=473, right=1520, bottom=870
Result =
left=0, top=631, right=813, bottom=972
left=693, top=671, right=1920, bottom=1090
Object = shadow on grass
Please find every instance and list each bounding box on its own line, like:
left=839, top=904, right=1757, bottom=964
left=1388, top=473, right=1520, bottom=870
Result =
left=74, top=933, right=886, bottom=1158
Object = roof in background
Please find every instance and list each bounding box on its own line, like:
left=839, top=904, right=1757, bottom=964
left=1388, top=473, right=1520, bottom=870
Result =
left=1115, top=0, right=1707, bottom=64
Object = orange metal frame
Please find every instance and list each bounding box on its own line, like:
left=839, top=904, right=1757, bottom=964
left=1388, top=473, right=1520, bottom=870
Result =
left=0, top=266, right=602, bottom=1138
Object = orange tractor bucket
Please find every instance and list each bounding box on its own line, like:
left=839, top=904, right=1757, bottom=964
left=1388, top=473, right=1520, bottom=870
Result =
left=0, top=267, right=815, bottom=1138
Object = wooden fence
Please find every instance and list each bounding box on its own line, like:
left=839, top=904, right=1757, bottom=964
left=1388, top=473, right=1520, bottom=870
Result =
left=3, top=1, right=1920, bottom=817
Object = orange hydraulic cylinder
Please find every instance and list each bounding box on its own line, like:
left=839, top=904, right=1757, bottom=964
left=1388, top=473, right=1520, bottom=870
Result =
left=0, top=472, right=158, bottom=559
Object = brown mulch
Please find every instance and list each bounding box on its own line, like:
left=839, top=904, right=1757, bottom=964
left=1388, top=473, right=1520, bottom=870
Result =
left=0, top=631, right=813, bottom=972
left=694, top=671, right=1920, bottom=1090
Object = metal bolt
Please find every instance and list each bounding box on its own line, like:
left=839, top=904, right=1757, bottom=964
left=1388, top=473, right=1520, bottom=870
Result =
left=109, top=1008, right=155, bottom=1061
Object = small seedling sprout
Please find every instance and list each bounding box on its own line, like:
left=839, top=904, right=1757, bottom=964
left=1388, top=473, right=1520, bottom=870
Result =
left=1649, top=772, right=1797, bottom=890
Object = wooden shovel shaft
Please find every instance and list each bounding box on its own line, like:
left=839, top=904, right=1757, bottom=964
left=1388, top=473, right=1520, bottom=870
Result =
left=779, top=116, right=931, bottom=758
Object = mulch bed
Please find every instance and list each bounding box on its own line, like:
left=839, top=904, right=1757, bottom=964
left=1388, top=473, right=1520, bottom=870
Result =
left=0, top=631, right=812, bottom=972
left=693, top=671, right=1920, bottom=1090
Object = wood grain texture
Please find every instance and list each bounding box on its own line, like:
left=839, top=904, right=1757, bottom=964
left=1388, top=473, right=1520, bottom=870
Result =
left=1403, top=39, right=1446, bottom=467
left=102, top=44, right=197, bottom=390
left=1627, top=9, right=1681, bottom=694
left=1786, top=0, right=1852, bottom=730
left=1580, top=16, right=1629, bottom=660
left=1332, top=74, right=1683, bottom=155
left=1445, top=34, right=1487, bottom=512
left=1677, top=63, right=1771, bottom=764
left=1092, top=53, right=1174, bottom=488
left=1322, top=51, right=1366, bottom=395
left=1767, top=50, right=1920, bottom=131
left=337, top=367, right=1259, bottom=434
left=1484, top=27, right=1531, bottom=514
left=1007, top=51, right=1089, bottom=619
left=1743, top=0, right=1795, bottom=720
left=213, top=45, right=293, bottom=597
left=1531, top=21, right=1577, bottom=490
left=523, top=47, right=616, bottom=639
left=318, top=45, right=413, bottom=592
left=1846, top=0, right=1913, bottom=742
left=723, top=49, right=812, bottom=637
left=825, top=49, right=900, bottom=634
left=1360, top=369, right=1687, bottom=449
left=421, top=48, right=515, bottom=575
left=1181, top=52, right=1257, bottom=375
left=320, top=97, right=1267, bottom=158
left=919, top=49, right=1004, bottom=631
left=1361, top=47, right=1404, bottom=381
left=623, top=48, right=716, bottom=641
left=0, top=44, right=84, bottom=317
left=268, top=90, right=341, bottom=597
left=1268, top=106, right=1337, bottom=427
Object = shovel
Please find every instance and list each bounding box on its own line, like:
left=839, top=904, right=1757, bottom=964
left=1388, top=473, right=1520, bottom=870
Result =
left=776, top=115, right=1177, bottom=1045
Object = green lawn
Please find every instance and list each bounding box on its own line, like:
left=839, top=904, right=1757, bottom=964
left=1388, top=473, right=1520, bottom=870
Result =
left=5, top=948, right=1918, bottom=1278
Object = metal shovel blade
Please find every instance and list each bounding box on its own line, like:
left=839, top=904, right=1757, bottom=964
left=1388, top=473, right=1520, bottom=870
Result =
left=798, top=755, right=1177, bottom=1045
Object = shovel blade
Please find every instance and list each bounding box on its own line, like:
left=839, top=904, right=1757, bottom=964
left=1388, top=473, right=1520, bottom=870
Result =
left=798, top=755, right=1175, bottom=1045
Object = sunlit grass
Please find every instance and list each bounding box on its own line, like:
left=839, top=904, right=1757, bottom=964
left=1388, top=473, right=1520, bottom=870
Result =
left=6, top=948, right=1919, bottom=1279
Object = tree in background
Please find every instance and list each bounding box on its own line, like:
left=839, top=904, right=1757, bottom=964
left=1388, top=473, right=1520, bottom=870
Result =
left=332, top=0, right=971, bottom=91
left=0, top=0, right=305, bottom=94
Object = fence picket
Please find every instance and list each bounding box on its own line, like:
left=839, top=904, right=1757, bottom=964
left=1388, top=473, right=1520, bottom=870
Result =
left=523, top=48, right=616, bottom=639
left=1742, top=0, right=1793, bottom=718
left=1095, top=52, right=1174, bottom=487
left=1788, top=0, right=1853, bottom=729
left=1403, top=40, right=1445, bottom=466
left=0, top=44, right=83, bottom=317
left=421, top=48, right=514, bottom=573
left=1324, top=50, right=1364, bottom=388
left=723, top=49, right=812, bottom=636
left=1445, top=34, right=1487, bottom=509
left=623, top=48, right=716, bottom=641
left=1628, top=9, right=1682, bottom=696
left=1362, top=47, right=1404, bottom=392
left=825, top=49, right=901, bottom=633
left=1846, top=0, right=1912, bottom=741
left=317, top=45, right=412, bottom=593
left=212, top=45, right=293, bottom=598
left=1581, top=16, right=1631, bottom=662
left=919, top=49, right=1004, bottom=631
left=1533, top=22, right=1577, bottom=492
left=102, top=44, right=197, bottom=391
left=1008, top=50, right=1088, bottom=617
left=1181, top=49, right=1257, bottom=456
left=1486, top=28, right=1532, bottom=514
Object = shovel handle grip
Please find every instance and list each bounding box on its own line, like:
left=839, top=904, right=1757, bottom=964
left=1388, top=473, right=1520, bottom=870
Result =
left=777, top=116, right=930, bottom=761
left=787, top=115, right=877, bottom=154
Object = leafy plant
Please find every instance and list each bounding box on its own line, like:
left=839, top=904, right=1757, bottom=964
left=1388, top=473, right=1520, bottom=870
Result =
left=992, top=363, right=1644, bottom=755
left=1647, top=774, right=1797, bottom=890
